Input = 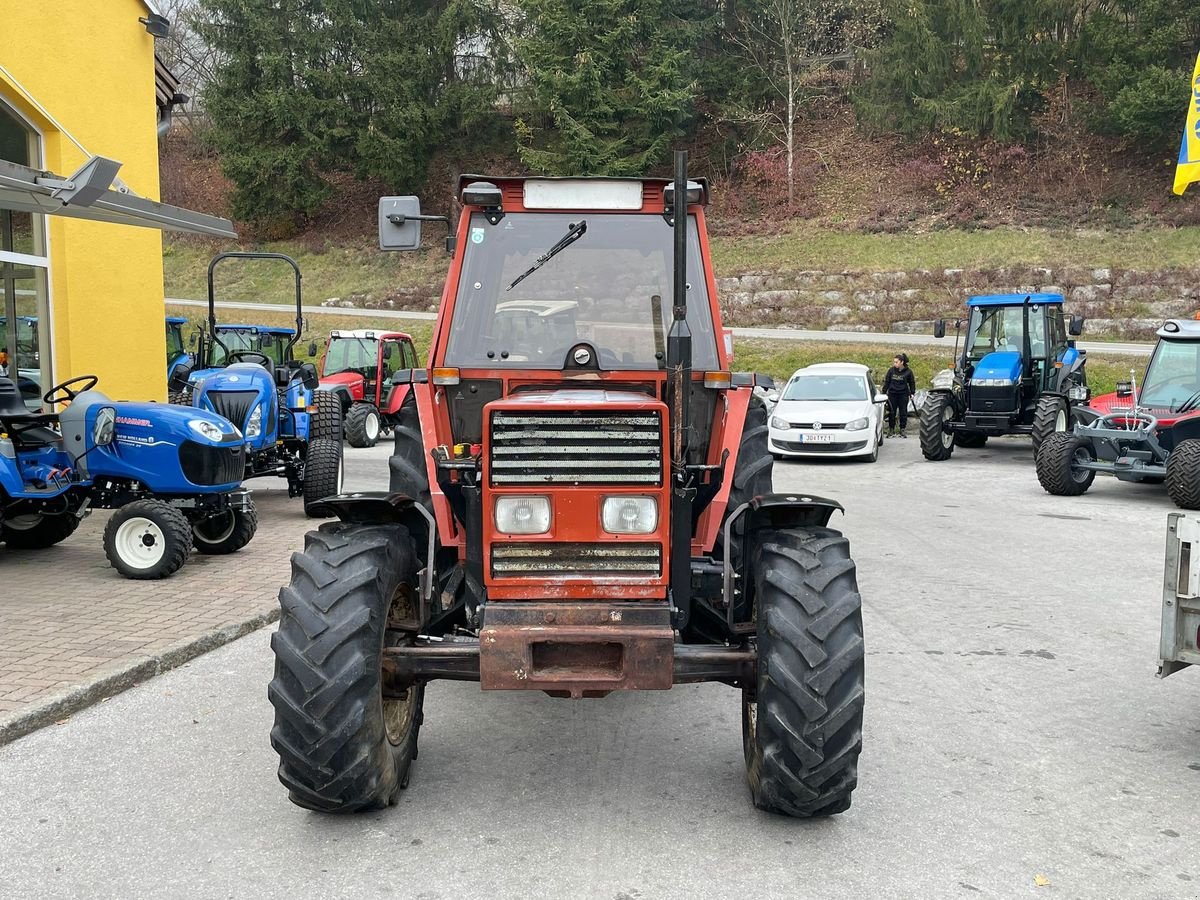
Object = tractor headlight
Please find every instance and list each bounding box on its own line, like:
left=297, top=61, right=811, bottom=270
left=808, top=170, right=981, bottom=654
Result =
left=931, top=369, right=955, bottom=390
left=845, top=417, right=870, bottom=431
left=245, top=405, right=263, bottom=439
left=602, top=496, right=658, bottom=534
left=92, top=407, right=116, bottom=446
left=188, top=419, right=225, bottom=442
left=973, top=378, right=1015, bottom=387
left=770, top=415, right=790, bottom=430
left=494, top=496, right=551, bottom=535
left=1068, top=383, right=1089, bottom=401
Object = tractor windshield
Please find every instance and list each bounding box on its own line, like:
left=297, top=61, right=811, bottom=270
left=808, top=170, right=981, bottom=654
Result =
left=965, top=306, right=1031, bottom=360
left=1140, top=339, right=1200, bottom=409
left=444, top=212, right=719, bottom=370
left=783, top=375, right=867, bottom=401
left=323, top=338, right=377, bottom=377
left=211, top=329, right=291, bottom=366
left=166, top=321, right=186, bottom=364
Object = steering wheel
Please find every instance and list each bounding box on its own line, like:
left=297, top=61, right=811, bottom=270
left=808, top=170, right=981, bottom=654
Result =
left=227, top=350, right=273, bottom=368
left=1099, top=410, right=1157, bottom=432
left=43, top=374, right=99, bottom=405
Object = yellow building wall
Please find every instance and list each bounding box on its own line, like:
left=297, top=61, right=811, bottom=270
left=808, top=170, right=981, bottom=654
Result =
left=0, top=0, right=167, bottom=400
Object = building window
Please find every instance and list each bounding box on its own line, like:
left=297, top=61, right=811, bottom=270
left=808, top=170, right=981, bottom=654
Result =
left=0, top=101, right=51, bottom=409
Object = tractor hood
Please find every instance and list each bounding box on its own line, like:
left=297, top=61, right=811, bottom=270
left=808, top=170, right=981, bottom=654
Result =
left=109, top=400, right=245, bottom=445
left=971, top=351, right=1022, bottom=384
left=320, top=372, right=364, bottom=390
left=495, top=388, right=658, bottom=407
left=190, top=362, right=276, bottom=393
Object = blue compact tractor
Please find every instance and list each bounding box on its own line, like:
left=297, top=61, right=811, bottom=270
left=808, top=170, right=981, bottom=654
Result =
left=0, top=374, right=255, bottom=579
left=169, top=253, right=343, bottom=516
left=166, top=316, right=194, bottom=388
left=920, top=293, right=1090, bottom=460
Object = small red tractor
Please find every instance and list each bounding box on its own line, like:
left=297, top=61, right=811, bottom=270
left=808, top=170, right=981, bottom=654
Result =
left=316, top=329, right=421, bottom=447
left=268, top=154, right=866, bottom=818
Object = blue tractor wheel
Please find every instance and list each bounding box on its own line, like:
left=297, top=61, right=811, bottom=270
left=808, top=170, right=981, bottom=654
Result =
left=103, top=500, right=193, bottom=579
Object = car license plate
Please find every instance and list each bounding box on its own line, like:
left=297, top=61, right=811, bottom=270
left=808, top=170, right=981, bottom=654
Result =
left=800, top=433, right=833, bottom=443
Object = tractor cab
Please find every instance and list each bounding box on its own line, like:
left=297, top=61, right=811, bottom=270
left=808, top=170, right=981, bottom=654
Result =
left=317, top=329, right=419, bottom=447
left=207, top=325, right=295, bottom=369
left=922, top=293, right=1088, bottom=459
left=165, top=316, right=193, bottom=382
left=1090, top=319, right=1200, bottom=427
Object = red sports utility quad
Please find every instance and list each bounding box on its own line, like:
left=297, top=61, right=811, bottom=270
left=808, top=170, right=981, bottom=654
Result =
left=268, top=154, right=867, bottom=818
left=317, top=329, right=421, bottom=447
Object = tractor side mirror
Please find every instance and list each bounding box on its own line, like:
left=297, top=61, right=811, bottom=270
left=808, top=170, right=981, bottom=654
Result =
left=188, top=331, right=199, bottom=348
left=299, top=363, right=320, bottom=391
left=1068, top=314, right=1085, bottom=336
left=307, top=341, right=318, bottom=358
left=1116, top=381, right=1133, bottom=398
left=933, top=319, right=946, bottom=339
left=379, top=196, right=423, bottom=251
left=168, top=363, right=192, bottom=394
left=92, top=406, right=116, bottom=446
left=383, top=343, right=396, bottom=360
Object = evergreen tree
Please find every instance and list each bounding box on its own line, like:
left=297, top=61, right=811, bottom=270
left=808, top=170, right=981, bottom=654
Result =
left=514, top=0, right=697, bottom=175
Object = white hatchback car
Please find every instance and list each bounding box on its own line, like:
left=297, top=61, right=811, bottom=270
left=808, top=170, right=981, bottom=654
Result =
left=767, top=363, right=888, bottom=462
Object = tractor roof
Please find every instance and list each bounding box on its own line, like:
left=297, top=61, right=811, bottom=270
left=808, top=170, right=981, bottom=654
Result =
left=215, top=324, right=296, bottom=336
left=1157, top=319, right=1200, bottom=339
left=457, top=174, right=710, bottom=211
left=967, top=293, right=1064, bottom=307
left=329, top=329, right=411, bottom=340
left=166, top=316, right=188, bottom=325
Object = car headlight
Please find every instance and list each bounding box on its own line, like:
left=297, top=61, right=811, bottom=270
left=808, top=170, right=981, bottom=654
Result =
left=770, top=415, right=790, bottom=430
left=188, top=419, right=225, bottom=441
left=845, top=417, right=870, bottom=431
left=494, top=496, right=551, bottom=535
left=930, top=369, right=955, bottom=390
left=973, top=378, right=1015, bottom=387
left=245, top=405, right=263, bottom=439
left=602, top=496, right=658, bottom=534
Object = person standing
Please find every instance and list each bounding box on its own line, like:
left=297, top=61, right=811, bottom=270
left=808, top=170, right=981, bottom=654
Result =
left=883, top=353, right=916, bottom=437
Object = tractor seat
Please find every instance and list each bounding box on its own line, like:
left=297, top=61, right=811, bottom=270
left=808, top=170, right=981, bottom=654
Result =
left=0, top=377, right=36, bottom=419
left=0, top=378, right=62, bottom=446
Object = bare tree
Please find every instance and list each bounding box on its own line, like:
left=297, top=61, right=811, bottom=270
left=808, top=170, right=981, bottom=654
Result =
left=154, top=0, right=221, bottom=127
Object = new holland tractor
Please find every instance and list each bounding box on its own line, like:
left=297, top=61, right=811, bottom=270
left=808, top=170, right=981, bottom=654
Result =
left=0, top=373, right=254, bottom=578
left=317, top=329, right=420, bottom=447
left=166, top=316, right=193, bottom=384
left=920, top=293, right=1089, bottom=460
left=171, top=253, right=344, bottom=517
left=267, top=154, right=867, bottom=819
left=1036, top=319, right=1200, bottom=507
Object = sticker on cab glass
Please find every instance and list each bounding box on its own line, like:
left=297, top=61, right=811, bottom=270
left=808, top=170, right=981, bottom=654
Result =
left=471, top=227, right=485, bottom=244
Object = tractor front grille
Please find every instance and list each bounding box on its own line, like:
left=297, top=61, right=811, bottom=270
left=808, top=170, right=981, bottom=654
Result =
left=489, top=410, right=663, bottom=485
left=206, top=390, right=259, bottom=430
left=967, top=385, right=1018, bottom=414
left=491, top=542, right=662, bottom=578
left=180, top=440, right=246, bottom=486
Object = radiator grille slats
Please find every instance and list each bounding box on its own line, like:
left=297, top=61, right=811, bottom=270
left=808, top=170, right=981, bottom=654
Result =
left=489, top=410, right=662, bottom=485
left=492, top=542, right=661, bottom=577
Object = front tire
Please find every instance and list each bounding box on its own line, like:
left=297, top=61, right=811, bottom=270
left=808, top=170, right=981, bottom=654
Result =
left=2, top=513, right=80, bottom=549
left=388, top=389, right=432, bottom=512
left=1031, top=394, right=1069, bottom=456
left=302, top=437, right=345, bottom=518
left=310, top=390, right=343, bottom=441
left=191, top=504, right=258, bottom=555
left=345, top=402, right=382, bottom=448
left=1167, top=439, right=1200, bottom=509
left=919, top=392, right=956, bottom=461
left=269, top=522, right=425, bottom=812
left=1035, top=432, right=1096, bottom=496
left=102, top=500, right=192, bottom=579
left=743, top=526, right=864, bottom=817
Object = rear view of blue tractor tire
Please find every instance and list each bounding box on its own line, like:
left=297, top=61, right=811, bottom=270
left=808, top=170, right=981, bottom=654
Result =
left=181, top=253, right=344, bottom=518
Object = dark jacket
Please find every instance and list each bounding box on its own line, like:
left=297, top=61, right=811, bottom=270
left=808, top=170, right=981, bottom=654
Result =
left=883, top=366, right=916, bottom=397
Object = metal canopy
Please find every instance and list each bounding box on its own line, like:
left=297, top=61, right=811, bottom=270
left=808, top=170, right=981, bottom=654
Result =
left=0, top=156, right=236, bottom=238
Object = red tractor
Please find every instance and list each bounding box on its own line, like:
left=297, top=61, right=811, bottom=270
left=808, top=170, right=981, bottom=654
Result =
left=268, top=154, right=866, bottom=818
left=317, top=329, right=421, bottom=447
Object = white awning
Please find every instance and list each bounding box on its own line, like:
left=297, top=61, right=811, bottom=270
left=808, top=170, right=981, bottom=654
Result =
left=0, top=155, right=236, bottom=239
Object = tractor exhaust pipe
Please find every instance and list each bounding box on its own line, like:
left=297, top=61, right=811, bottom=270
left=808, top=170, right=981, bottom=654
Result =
left=666, top=150, right=694, bottom=628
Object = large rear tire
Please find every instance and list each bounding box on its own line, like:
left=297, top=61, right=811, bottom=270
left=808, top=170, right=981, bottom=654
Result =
left=919, top=392, right=956, bottom=461
left=191, top=505, right=258, bottom=555
left=1031, top=394, right=1069, bottom=456
left=102, top=500, right=192, bottom=579
left=743, top=526, right=864, bottom=817
left=388, top=389, right=432, bottom=512
left=1166, top=439, right=1200, bottom=509
left=302, top=437, right=345, bottom=517
left=1035, top=432, right=1096, bottom=496
left=269, top=522, right=425, bottom=813
left=2, top=513, right=80, bottom=549
left=345, top=402, right=382, bottom=449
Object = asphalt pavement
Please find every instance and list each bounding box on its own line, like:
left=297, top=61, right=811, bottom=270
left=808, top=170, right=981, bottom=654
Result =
left=0, top=436, right=1196, bottom=899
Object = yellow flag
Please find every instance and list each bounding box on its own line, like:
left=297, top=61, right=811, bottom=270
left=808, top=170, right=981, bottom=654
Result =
left=1174, top=51, right=1200, bottom=195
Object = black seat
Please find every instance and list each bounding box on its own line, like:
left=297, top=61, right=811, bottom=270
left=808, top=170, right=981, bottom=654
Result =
left=0, top=377, right=35, bottom=419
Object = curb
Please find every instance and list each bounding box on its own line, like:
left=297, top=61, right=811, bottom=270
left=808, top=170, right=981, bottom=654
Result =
left=0, top=606, right=280, bottom=747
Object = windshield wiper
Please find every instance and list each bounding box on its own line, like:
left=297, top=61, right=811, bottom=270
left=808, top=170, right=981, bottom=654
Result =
left=506, top=220, right=587, bottom=292
left=1176, top=389, right=1200, bottom=414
